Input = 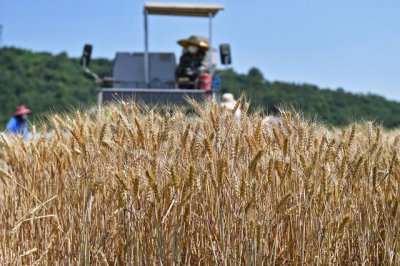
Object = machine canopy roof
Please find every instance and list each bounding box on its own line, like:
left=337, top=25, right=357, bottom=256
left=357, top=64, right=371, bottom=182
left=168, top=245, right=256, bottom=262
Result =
left=144, top=2, right=224, bottom=17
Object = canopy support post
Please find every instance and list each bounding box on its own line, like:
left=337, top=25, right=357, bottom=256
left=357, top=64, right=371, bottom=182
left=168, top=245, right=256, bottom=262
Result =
left=144, top=10, right=149, bottom=88
left=208, top=12, right=213, bottom=75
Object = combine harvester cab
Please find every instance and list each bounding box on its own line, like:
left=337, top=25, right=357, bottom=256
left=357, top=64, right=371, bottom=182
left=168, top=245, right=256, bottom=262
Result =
left=81, top=2, right=232, bottom=107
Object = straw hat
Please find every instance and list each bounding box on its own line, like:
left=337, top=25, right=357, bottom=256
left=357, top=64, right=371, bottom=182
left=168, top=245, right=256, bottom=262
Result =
left=220, top=93, right=237, bottom=110
left=14, top=105, right=32, bottom=116
left=178, top=35, right=209, bottom=51
left=221, top=93, right=235, bottom=103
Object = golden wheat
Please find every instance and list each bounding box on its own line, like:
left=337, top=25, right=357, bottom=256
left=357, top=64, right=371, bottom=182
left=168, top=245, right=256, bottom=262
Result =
left=0, top=101, right=400, bottom=264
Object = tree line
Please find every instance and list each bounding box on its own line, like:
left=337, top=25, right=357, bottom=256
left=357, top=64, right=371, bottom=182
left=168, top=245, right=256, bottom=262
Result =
left=1, top=47, right=399, bottom=128
left=218, top=67, right=400, bottom=127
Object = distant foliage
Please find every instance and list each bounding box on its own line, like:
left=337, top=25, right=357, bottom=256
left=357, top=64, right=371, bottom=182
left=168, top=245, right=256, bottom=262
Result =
left=247, top=67, right=264, bottom=81
left=0, top=47, right=111, bottom=127
left=1, top=47, right=400, bottom=128
left=219, top=68, right=400, bottom=127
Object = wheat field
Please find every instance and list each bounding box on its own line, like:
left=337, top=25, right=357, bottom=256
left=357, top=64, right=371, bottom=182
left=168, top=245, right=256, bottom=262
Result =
left=1, top=101, right=400, bottom=265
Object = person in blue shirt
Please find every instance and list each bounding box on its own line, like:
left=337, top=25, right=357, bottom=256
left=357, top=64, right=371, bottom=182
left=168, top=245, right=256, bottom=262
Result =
left=6, top=105, right=32, bottom=138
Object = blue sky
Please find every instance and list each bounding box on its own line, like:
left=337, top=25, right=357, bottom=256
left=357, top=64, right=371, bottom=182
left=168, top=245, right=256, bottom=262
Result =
left=1, top=0, right=400, bottom=101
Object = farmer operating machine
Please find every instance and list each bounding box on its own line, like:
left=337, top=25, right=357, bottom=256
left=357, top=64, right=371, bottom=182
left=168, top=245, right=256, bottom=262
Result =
left=80, top=2, right=232, bottom=106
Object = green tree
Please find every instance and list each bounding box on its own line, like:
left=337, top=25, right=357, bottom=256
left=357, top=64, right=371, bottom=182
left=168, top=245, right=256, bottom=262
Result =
left=247, top=67, right=264, bottom=81
left=1, top=47, right=400, bottom=129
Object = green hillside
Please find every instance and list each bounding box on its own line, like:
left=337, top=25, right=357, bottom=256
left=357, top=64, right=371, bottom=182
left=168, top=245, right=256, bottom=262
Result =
left=218, top=68, right=400, bottom=127
left=0, top=47, right=110, bottom=126
left=1, top=47, right=400, bottom=128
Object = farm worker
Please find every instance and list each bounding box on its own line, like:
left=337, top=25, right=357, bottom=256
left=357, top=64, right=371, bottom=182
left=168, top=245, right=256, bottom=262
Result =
left=262, top=115, right=282, bottom=127
left=5, top=105, right=32, bottom=138
left=220, top=93, right=241, bottom=120
left=212, top=74, right=222, bottom=93
left=175, top=35, right=209, bottom=89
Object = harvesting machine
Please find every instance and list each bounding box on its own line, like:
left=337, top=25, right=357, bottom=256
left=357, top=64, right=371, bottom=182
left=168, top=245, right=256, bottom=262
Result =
left=80, top=2, right=232, bottom=106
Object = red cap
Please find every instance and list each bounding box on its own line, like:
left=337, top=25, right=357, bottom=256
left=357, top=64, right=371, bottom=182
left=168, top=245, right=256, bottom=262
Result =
left=14, top=105, right=32, bottom=116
